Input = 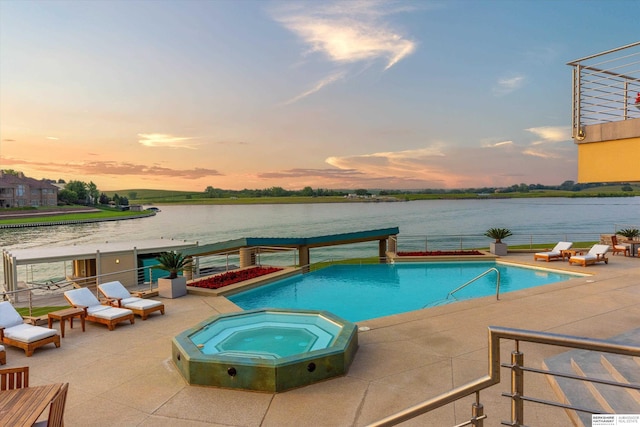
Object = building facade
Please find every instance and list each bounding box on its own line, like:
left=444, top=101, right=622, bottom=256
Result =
left=0, top=171, right=58, bottom=208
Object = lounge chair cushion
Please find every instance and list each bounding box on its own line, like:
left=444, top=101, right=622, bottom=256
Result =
left=3, top=323, right=58, bottom=343
left=121, top=297, right=162, bottom=311
left=88, top=306, right=133, bottom=320
left=534, top=242, right=573, bottom=259
left=98, top=281, right=163, bottom=311
left=65, top=288, right=101, bottom=308
left=588, top=244, right=609, bottom=255
left=0, top=301, right=25, bottom=329
left=99, top=281, right=132, bottom=300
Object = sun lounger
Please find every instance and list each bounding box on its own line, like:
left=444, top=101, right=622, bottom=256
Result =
left=64, top=288, right=135, bottom=331
left=533, top=241, right=573, bottom=262
left=0, top=345, right=5, bottom=365
left=568, top=244, right=609, bottom=267
left=98, top=281, right=165, bottom=320
left=0, top=302, right=60, bottom=356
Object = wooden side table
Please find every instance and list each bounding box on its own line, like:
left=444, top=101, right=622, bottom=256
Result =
left=561, top=249, right=579, bottom=261
left=48, top=307, right=86, bottom=338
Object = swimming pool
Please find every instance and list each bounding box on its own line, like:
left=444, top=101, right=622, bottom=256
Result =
left=229, top=262, right=585, bottom=322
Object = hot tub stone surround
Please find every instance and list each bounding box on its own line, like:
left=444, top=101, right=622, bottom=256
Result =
left=172, top=308, right=358, bottom=392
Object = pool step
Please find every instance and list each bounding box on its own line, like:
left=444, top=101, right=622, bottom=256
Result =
left=543, top=328, right=640, bottom=427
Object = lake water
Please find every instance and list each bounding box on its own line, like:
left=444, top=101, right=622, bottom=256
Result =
left=1, top=197, right=639, bottom=282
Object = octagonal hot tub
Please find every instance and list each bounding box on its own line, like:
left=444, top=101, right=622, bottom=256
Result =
left=172, top=308, right=358, bottom=392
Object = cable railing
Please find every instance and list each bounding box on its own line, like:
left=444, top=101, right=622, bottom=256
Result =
left=394, top=232, right=603, bottom=253
left=368, top=326, right=640, bottom=427
left=567, top=41, right=640, bottom=139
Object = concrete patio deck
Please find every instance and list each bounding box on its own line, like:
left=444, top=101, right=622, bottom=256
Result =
left=5, top=252, right=640, bottom=426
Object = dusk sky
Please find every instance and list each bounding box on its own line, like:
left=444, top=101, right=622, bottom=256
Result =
left=0, top=0, right=637, bottom=191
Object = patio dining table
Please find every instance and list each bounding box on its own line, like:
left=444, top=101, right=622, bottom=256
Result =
left=0, top=382, right=62, bottom=425
left=623, top=240, right=640, bottom=257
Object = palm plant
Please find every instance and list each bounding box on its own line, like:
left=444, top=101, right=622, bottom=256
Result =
left=484, top=227, right=513, bottom=243
left=617, top=228, right=640, bottom=239
left=155, top=251, right=192, bottom=279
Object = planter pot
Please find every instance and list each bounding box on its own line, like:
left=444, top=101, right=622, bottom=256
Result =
left=636, top=103, right=640, bottom=111
left=490, top=242, right=508, bottom=256
left=158, top=277, right=187, bottom=299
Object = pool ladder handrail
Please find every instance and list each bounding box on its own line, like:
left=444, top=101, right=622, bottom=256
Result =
left=446, top=267, right=501, bottom=301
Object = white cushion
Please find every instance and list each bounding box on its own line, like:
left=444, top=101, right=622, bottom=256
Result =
left=589, top=245, right=609, bottom=255
left=121, top=298, right=162, bottom=311
left=0, top=344, right=5, bottom=351
left=0, top=301, right=24, bottom=329
left=573, top=254, right=596, bottom=261
left=98, top=281, right=132, bottom=300
left=4, top=323, right=57, bottom=343
left=90, top=307, right=132, bottom=320
left=536, top=251, right=560, bottom=257
left=64, top=288, right=101, bottom=307
left=553, top=242, right=573, bottom=252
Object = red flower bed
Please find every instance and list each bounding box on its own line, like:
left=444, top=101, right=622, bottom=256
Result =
left=189, top=266, right=283, bottom=289
left=397, top=250, right=483, bottom=256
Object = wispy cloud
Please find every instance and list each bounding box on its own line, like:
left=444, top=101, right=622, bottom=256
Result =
left=493, top=74, right=525, bottom=96
left=526, top=126, right=571, bottom=144
left=0, top=156, right=221, bottom=179
left=483, top=140, right=513, bottom=148
left=281, top=71, right=346, bottom=105
left=522, top=148, right=558, bottom=159
left=46, top=136, right=59, bottom=140
left=138, top=133, right=198, bottom=149
left=272, top=1, right=417, bottom=103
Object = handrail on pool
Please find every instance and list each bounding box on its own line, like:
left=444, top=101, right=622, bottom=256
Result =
left=446, top=267, right=501, bottom=301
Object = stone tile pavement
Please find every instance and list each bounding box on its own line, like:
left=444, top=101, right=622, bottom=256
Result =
left=3, top=252, right=640, bottom=426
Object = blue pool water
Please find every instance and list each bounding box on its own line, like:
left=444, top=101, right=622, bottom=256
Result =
left=229, top=262, right=584, bottom=322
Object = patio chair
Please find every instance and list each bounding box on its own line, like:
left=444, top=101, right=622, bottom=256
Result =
left=568, top=244, right=610, bottom=267
left=33, top=382, right=69, bottom=427
left=0, top=344, right=5, bottom=365
left=610, top=235, right=630, bottom=256
left=533, top=241, right=573, bottom=262
left=0, top=366, right=29, bottom=390
left=63, top=287, right=135, bottom=331
left=0, top=302, right=60, bottom=357
left=98, top=281, right=165, bottom=320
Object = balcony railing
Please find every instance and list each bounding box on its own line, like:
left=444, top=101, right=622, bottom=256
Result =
left=567, top=41, right=640, bottom=140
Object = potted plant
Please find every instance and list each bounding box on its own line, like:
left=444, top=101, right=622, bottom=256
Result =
left=617, top=228, right=640, bottom=240
left=484, top=227, right=512, bottom=256
left=155, top=251, right=192, bottom=298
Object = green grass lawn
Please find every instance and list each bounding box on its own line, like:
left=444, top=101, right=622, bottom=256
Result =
left=0, top=207, right=152, bottom=225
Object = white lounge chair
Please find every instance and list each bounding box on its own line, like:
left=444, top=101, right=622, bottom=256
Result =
left=98, top=281, right=165, bottom=320
left=64, top=288, right=135, bottom=331
left=533, top=241, right=573, bottom=262
left=0, top=301, right=60, bottom=356
left=568, top=244, right=610, bottom=267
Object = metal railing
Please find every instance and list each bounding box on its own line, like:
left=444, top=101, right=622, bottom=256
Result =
left=567, top=41, right=640, bottom=139
left=394, top=232, right=603, bottom=253
left=447, top=267, right=500, bottom=301
left=368, top=326, right=640, bottom=427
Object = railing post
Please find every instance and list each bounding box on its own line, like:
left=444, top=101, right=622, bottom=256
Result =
left=510, top=348, right=524, bottom=426
left=471, top=391, right=484, bottom=427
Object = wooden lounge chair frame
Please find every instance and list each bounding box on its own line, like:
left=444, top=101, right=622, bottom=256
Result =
left=0, top=329, right=61, bottom=357
left=0, top=302, right=61, bottom=357
left=64, top=289, right=134, bottom=331
left=97, top=281, right=165, bottom=320
left=568, top=244, right=609, bottom=267
left=533, top=241, right=573, bottom=262
left=0, top=345, right=5, bottom=365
